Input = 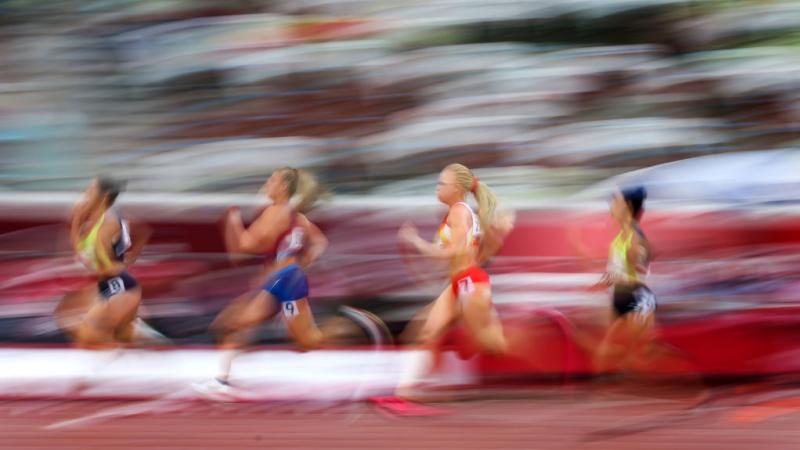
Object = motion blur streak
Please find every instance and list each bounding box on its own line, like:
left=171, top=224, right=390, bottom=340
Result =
left=1, top=0, right=800, bottom=448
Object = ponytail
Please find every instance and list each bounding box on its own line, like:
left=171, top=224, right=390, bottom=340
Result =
left=621, top=185, right=647, bottom=221
left=444, top=163, right=510, bottom=258
left=281, top=167, right=326, bottom=213
left=472, top=180, right=498, bottom=240
left=294, top=169, right=325, bottom=212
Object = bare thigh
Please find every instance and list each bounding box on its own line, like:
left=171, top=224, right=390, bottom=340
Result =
left=84, top=288, right=140, bottom=327
left=410, top=286, right=460, bottom=348
left=212, top=290, right=277, bottom=336
left=283, top=299, right=323, bottom=351
left=78, top=289, right=141, bottom=347
left=55, top=284, right=97, bottom=338
left=594, top=311, right=655, bottom=371
left=461, top=283, right=506, bottom=355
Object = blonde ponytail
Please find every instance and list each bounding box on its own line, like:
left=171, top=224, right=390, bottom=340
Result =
left=295, top=169, right=325, bottom=212
left=472, top=180, right=498, bottom=238
left=445, top=163, right=496, bottom=233
left=444, top=163, right=512, bottom=260
left=280, top=167, right=326, bottom=213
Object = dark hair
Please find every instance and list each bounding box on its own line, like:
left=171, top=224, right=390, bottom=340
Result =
left=97, top=176, right=125, bottom=206
left=621, top=186, right=647, bottom=220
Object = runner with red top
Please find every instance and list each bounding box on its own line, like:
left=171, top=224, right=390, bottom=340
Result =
left=373, top=163, right=514, bottom=415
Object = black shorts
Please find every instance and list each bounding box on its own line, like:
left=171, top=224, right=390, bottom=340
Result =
left=613, top=284, right=656, bottom=319
left=98, top=271, right=139, bottom=300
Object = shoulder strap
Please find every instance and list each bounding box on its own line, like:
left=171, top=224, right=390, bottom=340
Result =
left=451, top=201, right=480, bottom=238
left=270, top=209, right=300, bottom=255
left=453, top=201, right=474, bottom=214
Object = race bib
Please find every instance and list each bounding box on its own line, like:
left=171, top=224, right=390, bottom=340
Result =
left=282, top=300, right=300, bottom=318
left=457, top=276, right=474, bottom=299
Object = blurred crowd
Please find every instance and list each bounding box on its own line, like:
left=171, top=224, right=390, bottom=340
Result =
left=0, top=0, right=798, bottom=200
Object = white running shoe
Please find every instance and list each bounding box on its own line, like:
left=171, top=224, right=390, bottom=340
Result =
left=134, top=318, right=172, bottom=345
left=192, top=379, right=237, bottom=401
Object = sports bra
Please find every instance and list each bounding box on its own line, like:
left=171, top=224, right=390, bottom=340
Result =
left=607, top=225, right=650, bottom=284
left=267, top=208, right=306, bottom=263
left=436, top=202, right=480, bottom=248
left=77, top=210, right=131, bottom=272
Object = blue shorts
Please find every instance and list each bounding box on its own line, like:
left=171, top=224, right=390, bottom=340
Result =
left=263, top=264, right=309, bottom=304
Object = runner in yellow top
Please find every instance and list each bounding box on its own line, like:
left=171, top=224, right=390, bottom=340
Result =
left=595, top=186, right=656, bottom=374
left=570, top=186, right=708, bottom=395
left=58, top=177, right=155, bottom=348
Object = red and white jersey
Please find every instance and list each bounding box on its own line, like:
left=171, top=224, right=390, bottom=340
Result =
left=268, top=209, right=306, bottom=263
left=435, top=202, right=481, bottom=249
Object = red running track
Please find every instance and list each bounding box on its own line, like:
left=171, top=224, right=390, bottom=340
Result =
left=1, top=383, right=799, bottom=450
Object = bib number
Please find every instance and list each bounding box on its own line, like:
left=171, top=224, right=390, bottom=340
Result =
left=105, top=277, right=125, bottom=297
left=457, top=276, right=474, bottom=299
left=282, top=300, right=300, bottom=318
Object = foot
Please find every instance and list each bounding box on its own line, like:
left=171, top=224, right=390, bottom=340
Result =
left=134, top=318, right=172, bottom=345
left=192, top=378, right=237, bottom=401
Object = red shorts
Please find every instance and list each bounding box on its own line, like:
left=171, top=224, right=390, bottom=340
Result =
left=450, top=266, right=490, bottom=300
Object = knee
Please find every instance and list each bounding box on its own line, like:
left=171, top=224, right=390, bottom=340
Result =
left=465, top=315, right=506, bottom=356
left=210, top=315, right=241, bottom=341
left=114, top=325, right=134, bottom=343
left=220, top=327, right=256, bottom=349
left=413, top=329, right=434, bottom=347
left=296, top=330, right=323, bottom=352
left=209, top=319, right=229, bottom=340
left=415, top=320, right=450, bottom=347
left=76, top=323, right=109, bottom=348
left=475, top=329, right=507, bottom=356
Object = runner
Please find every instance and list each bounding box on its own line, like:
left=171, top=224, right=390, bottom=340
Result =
left=593, top=186, right=657, bottom=374
left=194, top=167, right=331, bottom=397
left=59, top=176, right=158, bottom=348
left=374, top=163, right=514, bottom=414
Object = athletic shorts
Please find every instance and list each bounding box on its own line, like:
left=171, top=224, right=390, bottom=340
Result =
left=98, top=271, right=139, bottom=300
left=450, top=266, right=490, bottom=301
left=263, top=264, right=309, bottom=304
left=263, top=264, right=309, bottom=319
left=613, top=284, right=656, bottom=319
